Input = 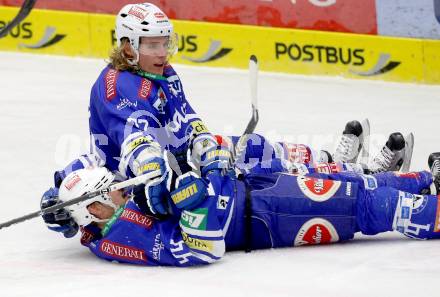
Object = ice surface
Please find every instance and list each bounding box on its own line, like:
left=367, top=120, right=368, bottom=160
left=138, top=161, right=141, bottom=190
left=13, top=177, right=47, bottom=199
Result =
left=1, top=52, right=440, bottom=297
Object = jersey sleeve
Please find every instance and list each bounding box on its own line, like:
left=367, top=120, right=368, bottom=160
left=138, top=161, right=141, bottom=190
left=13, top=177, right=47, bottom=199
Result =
left=166, top=193, right=227, bottom=265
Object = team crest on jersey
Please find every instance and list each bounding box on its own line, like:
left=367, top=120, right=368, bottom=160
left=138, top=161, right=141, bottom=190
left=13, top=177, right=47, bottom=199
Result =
left=294, top=218, right=339, bottom=246
left=153, top=88, right=167, bottom=114
left=297, top=176, right=341, bottom=202
left=412, top=195, right=428, bottom=215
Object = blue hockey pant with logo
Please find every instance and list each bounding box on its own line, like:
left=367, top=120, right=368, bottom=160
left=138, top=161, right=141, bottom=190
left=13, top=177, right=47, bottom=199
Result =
left=225, top=171, right=440, bottom=251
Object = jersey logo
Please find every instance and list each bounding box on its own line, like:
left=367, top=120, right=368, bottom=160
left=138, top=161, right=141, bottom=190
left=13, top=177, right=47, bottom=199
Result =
left=100, top=240, right=147, bottom=263
left=181, top=209, right=208, bottom=230
left=393, top=172, right=420, bottom=179
left=315, top=162, right=342, bottom=174
left=190, top=120, right=209, bottom=136
left=153, top=88, right=167, bottom=114
left=152, top=234, right=164, bottom=261
left=120, top=209, right=154, bottom=229
left=297, top=176, right=341, bottom=202
left=105, top=68, right=119, bottom=101
left=182, top=232, right=214, bottom=253
left=283, top=143, right=312, bottom=164
left=294, top=218, right=339, bottom=246
left=138, top=78, right=152, bottom=99
left=80, top=227, right=95, bottom=246
left=217, top=195, right=230, bottom=210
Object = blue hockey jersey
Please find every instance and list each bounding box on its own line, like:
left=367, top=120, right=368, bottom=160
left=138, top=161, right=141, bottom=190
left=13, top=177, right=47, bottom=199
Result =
left=89, top=64, right=215, bottom=178
left=80, top=173, right=239, bottom=266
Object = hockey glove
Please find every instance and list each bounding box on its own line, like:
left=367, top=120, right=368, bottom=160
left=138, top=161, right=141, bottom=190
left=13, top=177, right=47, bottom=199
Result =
left=200, top=146, right=231, bottom=177
left=40, top=187, right=79, bottom=238
left=170, top=172, right=207, bottom=210
left=131, top=157, right=171, bottom=216
left=144, top=172, right=170, bottom=215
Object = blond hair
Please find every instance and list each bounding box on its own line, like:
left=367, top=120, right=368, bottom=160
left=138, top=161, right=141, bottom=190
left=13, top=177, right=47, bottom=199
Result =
left=107, top=39, right=139, bottom=72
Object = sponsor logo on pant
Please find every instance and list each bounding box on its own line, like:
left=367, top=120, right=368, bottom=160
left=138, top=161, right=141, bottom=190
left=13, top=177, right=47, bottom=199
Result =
left=294, top=218, right=339, bottom=246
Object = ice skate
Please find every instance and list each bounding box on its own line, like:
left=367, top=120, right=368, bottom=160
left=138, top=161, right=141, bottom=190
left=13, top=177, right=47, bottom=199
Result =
left=333, top=120, right=365, bottom=163
left=368, top=132, right=406, bottom=174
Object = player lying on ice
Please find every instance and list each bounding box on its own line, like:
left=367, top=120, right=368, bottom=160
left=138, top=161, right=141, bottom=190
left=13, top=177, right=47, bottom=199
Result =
left=41, top=147, right=440, bottom=267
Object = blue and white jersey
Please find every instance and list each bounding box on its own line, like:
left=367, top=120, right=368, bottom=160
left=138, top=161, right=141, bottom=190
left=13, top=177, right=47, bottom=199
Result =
left=80, top=173, right=236, bottom=267
left=89, top=65, right=215, bottom=178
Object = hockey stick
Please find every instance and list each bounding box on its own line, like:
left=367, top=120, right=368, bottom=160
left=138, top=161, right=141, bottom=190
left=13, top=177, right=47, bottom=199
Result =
left=232, top=55, right=259, bottom=165
left=0, top=169, right=161, bottom=230
left=401, top=132, right=414, bottom=172
left=0, top=0, right=37, bottom=38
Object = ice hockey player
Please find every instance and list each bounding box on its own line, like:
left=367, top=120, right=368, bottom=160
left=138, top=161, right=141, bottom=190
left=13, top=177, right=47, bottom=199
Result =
left=40, top=152, right=440, bottom=267
left=88, top=2, right=230, bottom=216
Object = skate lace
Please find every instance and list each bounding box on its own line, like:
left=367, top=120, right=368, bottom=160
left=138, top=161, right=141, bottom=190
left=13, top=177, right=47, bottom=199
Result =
left=370, top=146, right=394, bottom=173
left=334, top=135, right=355, bottom=162
left=431, top=159, right=440, bottom=177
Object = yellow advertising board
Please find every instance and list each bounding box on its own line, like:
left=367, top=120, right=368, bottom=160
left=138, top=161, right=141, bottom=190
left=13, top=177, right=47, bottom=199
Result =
left=1, top=6, right=439, bottom=84
left=423, top=40, right=440, bottom=84
left=172, top=21, right=427, bottom=84
left=0, top=7, right=92, bottom=56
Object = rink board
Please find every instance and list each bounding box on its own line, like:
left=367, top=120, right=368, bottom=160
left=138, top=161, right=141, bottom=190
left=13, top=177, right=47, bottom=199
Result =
left=0, top=6, right=439, bottom=84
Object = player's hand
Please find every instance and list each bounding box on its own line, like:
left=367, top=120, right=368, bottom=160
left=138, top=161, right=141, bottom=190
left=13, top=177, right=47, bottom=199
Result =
left=170, top=172, right=207, bottom=210
left=40, top=187, right=79, bottom=238
left=144, top=172, right=170, bottom=215
left=200, top=146, right=231, bottom=177
left=131, top=156, right=171, bottom=216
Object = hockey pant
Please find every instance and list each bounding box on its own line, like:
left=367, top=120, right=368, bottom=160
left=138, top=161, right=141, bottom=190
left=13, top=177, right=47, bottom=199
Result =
left=226, top=172, right=440, bottom=251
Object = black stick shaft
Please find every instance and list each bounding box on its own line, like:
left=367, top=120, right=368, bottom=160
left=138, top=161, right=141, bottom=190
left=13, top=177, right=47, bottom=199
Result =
left=0, top=0, right=37, bottom=38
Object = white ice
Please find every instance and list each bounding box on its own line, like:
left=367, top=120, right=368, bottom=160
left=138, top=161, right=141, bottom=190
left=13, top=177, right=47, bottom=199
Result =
left=1, top=52, right=440, bottom=297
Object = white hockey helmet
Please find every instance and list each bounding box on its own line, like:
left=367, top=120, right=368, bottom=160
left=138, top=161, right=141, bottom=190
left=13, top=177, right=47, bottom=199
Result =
left=115, top=3, right=177, bottom=60
left=58, top=167, right=117, bottom=226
